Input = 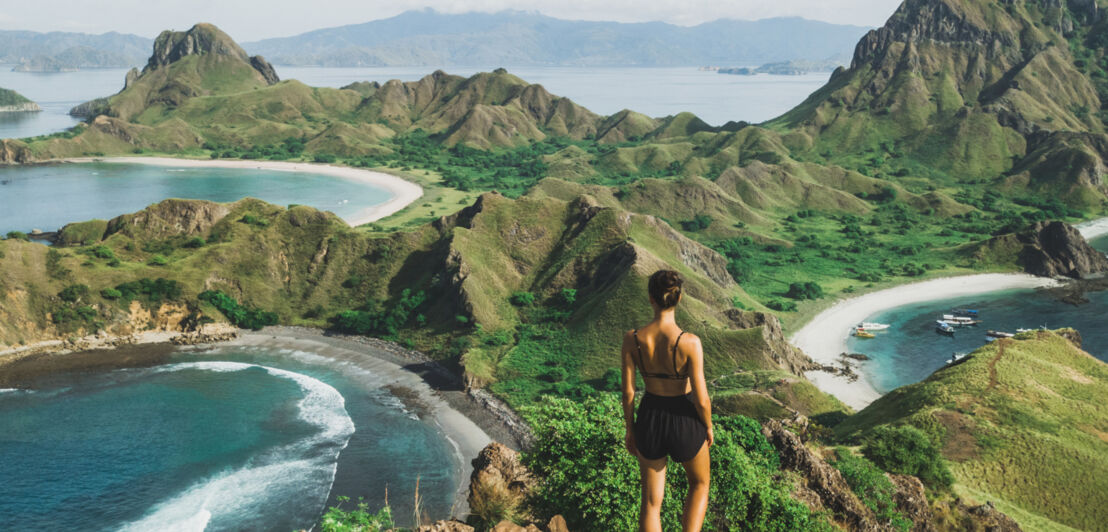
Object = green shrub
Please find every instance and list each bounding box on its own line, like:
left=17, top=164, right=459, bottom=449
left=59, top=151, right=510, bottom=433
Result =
left=861, top=425, right=954, bottom=490
left=509, top=291, right=536, bottom=306
left=318, top=497, right=394, bottom=532
left=5, top=231, right=28, bottom=241
left=559, top=288, right=577, bottom=306
left=832, top=449, right=911, bottom=530
left=330, top=289, right=427, bottom=338
left=681, top=215, right=714, bottom=232
left=46, top=249, right=71, bottom=280
left=100, top=288, right=123, bottom=300
left=58, top=284, right=90, bottom=303
left=314, top=153, right=338, bottom=163
left=786, top=282, right=824, bottom=300
left=115, top=278, right=182, bottom=303
left=86, top=245, right=116, bottom=260
left=182, top=237, right=206, bottom=249
left=521, top=395, right=830, bottom=531
left=239, top=214, right=270, bottom=228
left=148, top=254, right=169, bottom=266
left=199, top=290, right=278, bottom=330
left=766, top=299, right=798, bottom=312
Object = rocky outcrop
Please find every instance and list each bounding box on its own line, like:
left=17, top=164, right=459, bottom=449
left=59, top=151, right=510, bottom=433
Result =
left=763, top=420, right=882, bottom=531
left=888, top=474, right=935, bottom=532
left=104, top=198, right=231, bottom=239
left=249, top=55, right=280, bottom=85
left=144, top=23, right=278, bottom=84
left=726, top=310, right=819, bottom=374
left=69, top=97, right=110, bottom=118
left=0, top=139, right=32, bottom=164
left=1015, top=221, right=1108, bottom=278
left=468, top=443, right=534, bottom=510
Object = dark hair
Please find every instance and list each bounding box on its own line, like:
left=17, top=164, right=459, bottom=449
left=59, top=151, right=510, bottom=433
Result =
left=648, top=270, right=683, bottom=308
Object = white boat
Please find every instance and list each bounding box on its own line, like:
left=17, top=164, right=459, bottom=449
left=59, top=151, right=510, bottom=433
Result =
left=858, top=322, right=890, bottom=330
left=941, top=314, right=976, bottom=324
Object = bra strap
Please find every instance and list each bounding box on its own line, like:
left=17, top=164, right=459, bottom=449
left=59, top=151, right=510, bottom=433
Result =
left=672, top=331, right=686, bottom=376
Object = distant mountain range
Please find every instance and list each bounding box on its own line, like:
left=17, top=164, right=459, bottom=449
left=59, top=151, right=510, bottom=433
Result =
left=0, top=30, right=151, bottom=71
left=243, top=10, right=871, bottom=67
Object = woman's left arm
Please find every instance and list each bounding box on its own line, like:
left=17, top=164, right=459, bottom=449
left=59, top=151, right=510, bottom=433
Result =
left=620, top=330, right=639, bottom=456
left=686, top=335, right=714, bottom=447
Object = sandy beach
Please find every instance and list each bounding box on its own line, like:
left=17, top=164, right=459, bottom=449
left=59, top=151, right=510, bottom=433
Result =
left=790, top=273, right=1061, bottom=410
left=61, top=157, right=424, bottom=226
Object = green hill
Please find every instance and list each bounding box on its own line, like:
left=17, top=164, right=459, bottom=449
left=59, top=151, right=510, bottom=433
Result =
left=0, top=88, right=33, bottom=107
left=837, top=330, right=1108, bottom=530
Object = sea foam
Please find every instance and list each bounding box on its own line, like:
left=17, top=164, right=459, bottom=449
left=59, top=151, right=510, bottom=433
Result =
left=118, top=362, right=355, bottom=531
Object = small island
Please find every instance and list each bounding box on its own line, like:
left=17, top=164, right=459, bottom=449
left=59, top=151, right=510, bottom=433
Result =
left=0, top=87, right=42, bottom=112
left=717, top=57, right=847, bottom=76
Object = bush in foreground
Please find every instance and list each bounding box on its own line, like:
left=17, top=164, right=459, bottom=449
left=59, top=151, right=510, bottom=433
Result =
left=521, top=394, right=831, bottom=531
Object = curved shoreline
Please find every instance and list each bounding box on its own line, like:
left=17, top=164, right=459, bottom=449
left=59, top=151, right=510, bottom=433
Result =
left=0, top=326, right=514, bottom=519
left=790, top=273, right=1062, bottom=410
left=217, top=329, right=492, bottom=517
left=59, top=156, right=424, bottom=227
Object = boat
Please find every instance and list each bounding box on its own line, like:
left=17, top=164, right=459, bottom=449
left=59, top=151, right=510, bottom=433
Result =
left=853, top=328, right=876, bottom=339
left=986, top=330, right=1015, bottom=339
left=935, top=321, right=956, bottom=336
left=941, top=314, right=976, bottom=324
left=952, top=309, right=979, bottom=317
left=858, top=322, right=890, bottom=330
left=947, top=352, right=968, bottom=364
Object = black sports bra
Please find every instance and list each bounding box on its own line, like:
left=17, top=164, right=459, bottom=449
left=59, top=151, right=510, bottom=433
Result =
left=632, top=329, right=688, bottom=380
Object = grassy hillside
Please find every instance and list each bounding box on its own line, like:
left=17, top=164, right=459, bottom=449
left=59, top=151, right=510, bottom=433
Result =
left=837, top=330, right=1108, bottom=530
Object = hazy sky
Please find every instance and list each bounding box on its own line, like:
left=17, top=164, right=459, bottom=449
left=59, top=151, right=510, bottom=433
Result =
left=0, top=1, right=902, bottom=41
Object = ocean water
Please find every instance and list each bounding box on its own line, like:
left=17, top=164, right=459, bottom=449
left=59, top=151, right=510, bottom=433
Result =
left=0, top=162, right=391, bottom=234
left=0, top=347, right=458, bottom=531
left=0, top=65, right=829, bottom=140
left=848, top=236, right=1108, bottom=393
left=0, top=67, right=130, bottom=140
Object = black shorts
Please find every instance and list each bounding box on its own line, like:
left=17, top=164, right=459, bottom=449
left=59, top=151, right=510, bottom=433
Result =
left=634, top=392, right=708, bottom=463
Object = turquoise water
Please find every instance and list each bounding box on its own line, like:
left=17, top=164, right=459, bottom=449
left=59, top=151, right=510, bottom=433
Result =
left=848, top=235, right=1108, bottom=393
left=0, top=162, right=391, bottom=234
left=0, top=347, right=458, bottom=530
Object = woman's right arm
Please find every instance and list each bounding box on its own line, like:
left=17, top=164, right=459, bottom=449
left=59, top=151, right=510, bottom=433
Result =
left=685, top=334, right=714, bottom=446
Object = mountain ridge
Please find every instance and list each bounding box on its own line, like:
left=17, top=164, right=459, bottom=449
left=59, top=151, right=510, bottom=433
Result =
left=244, top=10, right=872, bottom=67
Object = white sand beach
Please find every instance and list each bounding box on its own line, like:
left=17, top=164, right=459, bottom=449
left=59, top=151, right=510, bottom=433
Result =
left=790, top=273, right=1061, bottom=410
left=61, top=157, right=424, bottom=227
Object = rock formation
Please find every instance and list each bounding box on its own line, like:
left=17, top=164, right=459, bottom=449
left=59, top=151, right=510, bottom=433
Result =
left=1016, top=221, right=1108, bottom=278
left=145, top=23, right=278, bottom=84
left=977, top=220, right=1108, bottom=279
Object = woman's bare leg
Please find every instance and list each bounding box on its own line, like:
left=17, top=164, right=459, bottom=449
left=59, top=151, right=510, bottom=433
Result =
left=638, top=455, right=668, bottom=532
left=680, top=442, right=710, bottom=532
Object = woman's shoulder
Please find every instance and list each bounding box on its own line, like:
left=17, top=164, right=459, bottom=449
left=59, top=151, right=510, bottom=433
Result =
left=677, top=330, right=703, bottom=350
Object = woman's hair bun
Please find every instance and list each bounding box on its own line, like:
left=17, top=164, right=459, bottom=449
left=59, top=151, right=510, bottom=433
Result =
left=648, top=269, right=683, bottom=308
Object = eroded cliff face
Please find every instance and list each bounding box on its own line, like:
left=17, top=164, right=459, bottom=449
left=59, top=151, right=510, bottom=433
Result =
left=0, top=139, right=32, bottom=164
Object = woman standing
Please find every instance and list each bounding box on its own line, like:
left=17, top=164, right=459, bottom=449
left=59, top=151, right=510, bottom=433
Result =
left=621, top=269, right=713, bottom=531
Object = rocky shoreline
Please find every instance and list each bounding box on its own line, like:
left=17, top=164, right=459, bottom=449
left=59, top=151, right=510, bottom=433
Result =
left=0, top=102, right=43, bottom=113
